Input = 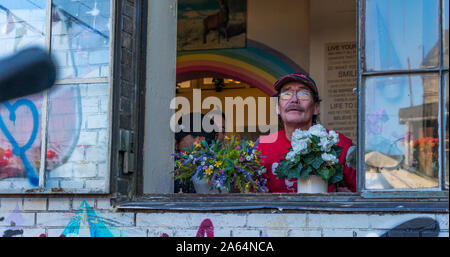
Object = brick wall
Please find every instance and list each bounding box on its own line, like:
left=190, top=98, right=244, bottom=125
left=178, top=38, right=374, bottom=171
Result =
left=0, top=197, right=448, bottom=237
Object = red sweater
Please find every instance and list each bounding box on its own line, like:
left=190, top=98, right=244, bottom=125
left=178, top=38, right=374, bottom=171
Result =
left=256, top=129, right=356, bottom=193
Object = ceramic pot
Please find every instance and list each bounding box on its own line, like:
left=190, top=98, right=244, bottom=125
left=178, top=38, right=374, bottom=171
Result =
left=192, top=177, right=229, bottom=194
left=297, top=175, right=328, bottom=193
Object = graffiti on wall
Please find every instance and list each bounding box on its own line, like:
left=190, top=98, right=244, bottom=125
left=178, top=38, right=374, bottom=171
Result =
left=0, top=99, right=40, bottom=186
left=0, top=86, right=83, bottom=188
left=61, top=201, right=115, bottom=237
left=1, top=203, right=26, bottom=237
left=61, top=201, right=216, bottom=237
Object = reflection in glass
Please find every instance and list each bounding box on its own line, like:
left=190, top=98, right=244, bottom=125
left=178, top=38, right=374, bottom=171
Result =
left=445, top=72, right=449, bottom=187
left=365, top=0, right=439, bottom=71
left=46, top=84, right=109, bottom=191
left=0, top=93, right=43, bottom=190
left=444, top=0, right=449, bottom=68
left=364, top=74, right=439, bottom=189
left=51, top=0, right=110, bottom=79
left=0, top=0, right=46, bottom=58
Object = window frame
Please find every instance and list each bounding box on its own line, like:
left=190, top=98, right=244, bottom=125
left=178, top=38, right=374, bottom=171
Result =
left=0, top=0, right=115, bottom=194
left=126, top=0, right=449, bottom=212
left=357, top=0, right=450, bottom=197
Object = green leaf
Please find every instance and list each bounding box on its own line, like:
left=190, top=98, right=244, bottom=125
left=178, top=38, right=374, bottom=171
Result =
left=317, top=167, right=331, bottom=181
left=287, top=166, right=299, bottom=179
left=288, top=158, right=297, bottom=169
left=332, top=145, right=343, bottom=157
left=329, top=172, right=343, bottom=184
left=294, top=154, right=301, bottom=163
left=311, top=157, right=324, bottom=169
left=300, top=165, right=312, bottom=178
left=296, top=162, right=303, bottom=174
left=305, top=155, right=315, bottom=165
left=275, top=160, right=290, bottom=179
left=329, top=164, right=343, bottom=184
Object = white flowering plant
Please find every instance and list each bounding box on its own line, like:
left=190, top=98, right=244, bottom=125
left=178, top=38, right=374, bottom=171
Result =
left=275, top=124, right=344, bottom=185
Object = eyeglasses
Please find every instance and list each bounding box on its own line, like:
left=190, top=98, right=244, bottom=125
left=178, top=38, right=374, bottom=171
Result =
left=279, top=90, right=312, bottom=101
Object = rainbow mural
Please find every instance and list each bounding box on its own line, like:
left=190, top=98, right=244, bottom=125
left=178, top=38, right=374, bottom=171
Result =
left=176, top=39, right=306, bottom=96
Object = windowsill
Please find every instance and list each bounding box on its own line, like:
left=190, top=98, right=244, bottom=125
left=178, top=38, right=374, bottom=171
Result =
left=116, top=193, right=449, bottom=213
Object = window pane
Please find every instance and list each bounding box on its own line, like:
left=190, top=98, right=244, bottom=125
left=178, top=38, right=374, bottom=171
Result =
left=0, top=0, right=46, bottom=58
left=46, top=84, right=109, bottom=192
left=364, top=74, right=439, bottom=189
left=0, top=93, right=43, bottom=190
left=444, top=0, right=449, bottom=68
left=445, top=72, right=449, bottom=188
left=364, top=0, right=439, bottom=71
left=51, top=0, right=110, bottom=79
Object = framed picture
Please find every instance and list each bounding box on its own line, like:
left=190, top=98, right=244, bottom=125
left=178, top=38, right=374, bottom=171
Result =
left=177, top=0, right=247, bottom=51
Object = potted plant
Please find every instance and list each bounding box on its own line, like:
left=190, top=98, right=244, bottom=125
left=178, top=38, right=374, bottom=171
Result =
left=275, top=124, right=344, bottom=193
left=173, top=135, right=268, bottom=193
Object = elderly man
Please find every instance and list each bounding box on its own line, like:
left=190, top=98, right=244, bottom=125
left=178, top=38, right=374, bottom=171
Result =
left=256, top=73, right=356, bottom=193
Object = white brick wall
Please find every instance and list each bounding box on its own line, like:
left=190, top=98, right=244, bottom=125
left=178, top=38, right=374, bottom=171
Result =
left=23, top=198, right=47, bottom=211
left=48, top=199, right=71, bottom=211
left=87, top=114, right=108, bottom=129
left=0, top=198, right=23, bottom=210
left=0, top=197, right=448, bottom=237
left=247, top=213, right=307, bottom=229
left=22, top=228, right=46, bottom=237
left=77, top=131, right=98, bottom=146
left=96, top=199, right=111, bottom=210
left=231, top=228, right=261, bottom=237
left=287, top=228, right=322, bottom=237
left=36, top=212, right=73, bottom=227
left=307, top=213, right=370, bottom=229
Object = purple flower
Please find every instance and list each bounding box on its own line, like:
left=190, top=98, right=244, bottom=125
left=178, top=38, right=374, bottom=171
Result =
left=239, top=157, right=244, bottom=162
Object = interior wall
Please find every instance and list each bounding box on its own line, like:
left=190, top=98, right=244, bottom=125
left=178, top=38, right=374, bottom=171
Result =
left=176, top=85, right=277, bottom=141
left=309, top=0, right=357, bottom=141
left=247, top=0, right=310, bottom=72
left=309, top=0, right=356, bottom=95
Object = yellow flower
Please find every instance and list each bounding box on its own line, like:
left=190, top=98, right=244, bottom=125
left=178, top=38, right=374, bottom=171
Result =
left=205, top=168, right=213, bottom=176
left=214, top=160, right=222, bottom=168
left=224, top=135, right=230, bottom=140
left=248, top=141, right=254, bottom=147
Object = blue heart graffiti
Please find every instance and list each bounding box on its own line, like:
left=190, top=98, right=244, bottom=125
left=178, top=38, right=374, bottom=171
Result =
left=0, top=99, right=40, bottom=186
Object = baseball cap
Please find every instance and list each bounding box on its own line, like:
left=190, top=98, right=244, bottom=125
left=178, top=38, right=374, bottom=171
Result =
left=273, top=72, right=319, bottom=101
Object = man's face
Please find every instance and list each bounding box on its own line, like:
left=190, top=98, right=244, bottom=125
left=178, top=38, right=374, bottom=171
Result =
left=277, top=81, right=320, bottom=128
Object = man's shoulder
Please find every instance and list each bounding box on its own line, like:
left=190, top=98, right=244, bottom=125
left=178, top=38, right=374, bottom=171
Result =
left=337, top=132, right=354, bottom=148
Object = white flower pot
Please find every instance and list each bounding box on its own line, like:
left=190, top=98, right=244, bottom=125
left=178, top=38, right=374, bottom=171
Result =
left=192, top=177, right=229, bottom=194
left=297, top=175, right=328, bottom=193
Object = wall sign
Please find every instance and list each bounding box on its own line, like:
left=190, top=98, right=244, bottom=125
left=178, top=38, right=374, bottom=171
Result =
left=324, top=41, right=357, bottom=142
